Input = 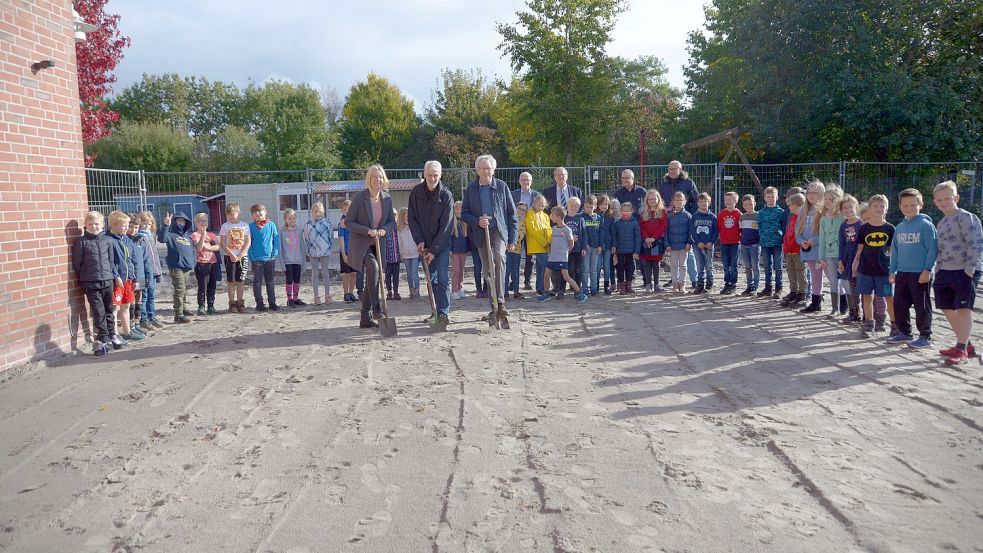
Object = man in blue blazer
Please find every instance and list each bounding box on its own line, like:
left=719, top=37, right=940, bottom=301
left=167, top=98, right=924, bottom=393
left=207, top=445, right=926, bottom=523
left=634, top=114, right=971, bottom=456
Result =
left=511, top=172, right=541, bottom=289
left=462, top=155, right=519, bottom=326
left=542, top=167, right=583, bottom=213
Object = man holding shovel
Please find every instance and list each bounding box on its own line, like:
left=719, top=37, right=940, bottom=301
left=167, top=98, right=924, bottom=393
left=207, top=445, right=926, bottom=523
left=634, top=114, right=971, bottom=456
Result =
left=408, top=160, right=455, bottom=332
left=462, top=154, right=519, bottom=328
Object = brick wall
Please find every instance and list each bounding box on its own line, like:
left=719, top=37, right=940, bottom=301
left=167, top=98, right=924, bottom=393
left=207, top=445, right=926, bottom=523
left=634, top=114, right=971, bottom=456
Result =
left=0, top=0, right=90, bottom=370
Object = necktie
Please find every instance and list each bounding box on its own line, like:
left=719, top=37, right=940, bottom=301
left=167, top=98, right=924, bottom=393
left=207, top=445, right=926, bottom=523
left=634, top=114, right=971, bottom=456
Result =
left=559, top=187, right=567, bottom=209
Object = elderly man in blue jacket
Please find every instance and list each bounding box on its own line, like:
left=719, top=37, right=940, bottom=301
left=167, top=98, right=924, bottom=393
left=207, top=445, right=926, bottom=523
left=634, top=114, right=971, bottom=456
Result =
left=660, top=160, right=701, bottom=288
left=462, top=154, right=519, bottom=326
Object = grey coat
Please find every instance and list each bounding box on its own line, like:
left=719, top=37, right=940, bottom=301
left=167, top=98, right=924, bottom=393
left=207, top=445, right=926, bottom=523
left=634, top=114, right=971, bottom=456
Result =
left=346, top=188, right=397, bottom=271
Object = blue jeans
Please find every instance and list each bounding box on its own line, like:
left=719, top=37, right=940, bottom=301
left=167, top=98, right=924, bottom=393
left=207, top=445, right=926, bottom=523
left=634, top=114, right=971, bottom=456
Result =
left=694, top=245, right=714, bottom=285
left=505, top=251, right=521, bottom=293
left=740, top=244, right=760, bottom=289
left=602, top=249, right=614, bottom=286
left=761, top=245, right=783, bottom=288
left=534, top=253, right=549, bottom=294
left=686, top=249, right=697, bottom=285
left=584, top=248, right=602, bottom=294
left=471, top=248, right=484, bottom=292
left=721, top=244, right=739, bottom=286
left=141, top=281, right=157, bottom=321
left=404, top=258, right=420, bottom=289
left=428, top=249, right=451, bottom=316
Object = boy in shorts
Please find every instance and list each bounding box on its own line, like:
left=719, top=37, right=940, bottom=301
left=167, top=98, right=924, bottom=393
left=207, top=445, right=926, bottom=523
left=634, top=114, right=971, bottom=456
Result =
left=219, top=202, right=251, bottom=313
left=932, top=180, right=983, bottom=364
left=537, top=206, right=587, bottom=303
left=851, top=195, right=895, bottom=339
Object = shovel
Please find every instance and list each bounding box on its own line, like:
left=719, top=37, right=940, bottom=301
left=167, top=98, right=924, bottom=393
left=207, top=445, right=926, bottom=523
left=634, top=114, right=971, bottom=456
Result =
left=373, top=234, right=397, bottom=337
left=421, top=253, right=443, bottom=332
left=483, top=224, right=502, bottom=330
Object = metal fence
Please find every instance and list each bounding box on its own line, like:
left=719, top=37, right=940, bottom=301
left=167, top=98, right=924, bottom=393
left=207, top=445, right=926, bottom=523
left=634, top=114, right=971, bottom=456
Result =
left=87, top=161, right=983, bottom=225
left=84, top=168, right=145, bottom=216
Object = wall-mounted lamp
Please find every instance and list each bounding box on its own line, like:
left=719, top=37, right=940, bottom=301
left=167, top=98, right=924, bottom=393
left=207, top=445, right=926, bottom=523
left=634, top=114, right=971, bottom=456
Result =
left=73, top=9, right=98, bottom=43
left=31, top=60, right=56, bottom=73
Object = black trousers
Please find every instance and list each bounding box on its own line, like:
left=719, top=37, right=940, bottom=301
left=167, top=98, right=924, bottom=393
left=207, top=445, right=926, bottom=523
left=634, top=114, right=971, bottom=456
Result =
left=284, top=263, right=302, bottom=285
left=360, top=250, right=381, bottom=319
left=523, top=252, right=534, bottom=285
left=85, top=284, right=115, bottom=343
left=195, top=262, right=221, bottom=307
left=894, top=271, right=932, bottom=338
left=251, top=260, right=276, bottom=306
left=384, top=261, right=401, bottom=292
left=617, top=254, right=635, bottom=283
left=640, top=259, right=660, bottom=288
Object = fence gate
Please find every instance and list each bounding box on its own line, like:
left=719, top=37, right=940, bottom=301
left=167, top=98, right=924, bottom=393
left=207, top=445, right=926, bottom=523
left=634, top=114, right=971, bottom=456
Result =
left=85, top=168, right=145, bottom=216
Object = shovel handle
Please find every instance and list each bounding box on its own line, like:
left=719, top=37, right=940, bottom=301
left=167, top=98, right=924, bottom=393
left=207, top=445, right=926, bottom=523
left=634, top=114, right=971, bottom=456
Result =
left=374, top=234, right=389, bottom=317
left=422, top=254, right=437, bottom=314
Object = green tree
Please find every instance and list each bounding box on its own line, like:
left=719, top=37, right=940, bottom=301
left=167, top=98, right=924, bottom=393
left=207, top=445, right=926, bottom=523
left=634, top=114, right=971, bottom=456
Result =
left=89, top=120, right=193, bottom=171
left=684, top=0, right=983, bottom=161
left=194, top=126, right=262, bottom=172
left=243, top=80, right=337, bottom=170
left=497, top=0, right=627, bottom=165
left=601, top=56, right=683, bottom=164
left=339, top=73, right=419, bottom=167
left=425, top=69, right=508, bottom=167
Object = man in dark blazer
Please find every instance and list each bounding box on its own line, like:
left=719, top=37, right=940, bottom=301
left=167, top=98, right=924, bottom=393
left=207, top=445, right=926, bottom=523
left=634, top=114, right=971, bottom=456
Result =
left=542, top=166, right=583, bottom=213
left=510, top=172, right=541, bottom=289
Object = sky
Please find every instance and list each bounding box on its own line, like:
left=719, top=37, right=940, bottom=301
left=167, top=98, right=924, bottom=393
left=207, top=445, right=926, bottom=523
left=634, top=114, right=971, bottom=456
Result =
left=109, top=0, right=708, bottom=111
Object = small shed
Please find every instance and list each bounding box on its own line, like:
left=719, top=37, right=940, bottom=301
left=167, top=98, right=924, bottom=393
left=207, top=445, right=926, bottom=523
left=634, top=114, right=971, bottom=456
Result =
left=203, top=193, right=226, bottom=231
left=115, top=193, right=209, bottom=228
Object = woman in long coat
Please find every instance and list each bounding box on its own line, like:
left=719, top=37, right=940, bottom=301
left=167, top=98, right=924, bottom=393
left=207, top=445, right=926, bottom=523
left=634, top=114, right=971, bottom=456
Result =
left=345, top=164, right=397, bottom=328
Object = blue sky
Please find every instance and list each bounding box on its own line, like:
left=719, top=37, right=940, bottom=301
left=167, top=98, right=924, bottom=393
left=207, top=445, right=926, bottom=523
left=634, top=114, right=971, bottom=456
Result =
left=110, top=0, right=708, bottom=111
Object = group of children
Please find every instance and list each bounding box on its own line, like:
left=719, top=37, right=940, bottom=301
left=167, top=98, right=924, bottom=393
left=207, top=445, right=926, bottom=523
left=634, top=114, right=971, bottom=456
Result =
left=74, top=179, right=982, bottom=365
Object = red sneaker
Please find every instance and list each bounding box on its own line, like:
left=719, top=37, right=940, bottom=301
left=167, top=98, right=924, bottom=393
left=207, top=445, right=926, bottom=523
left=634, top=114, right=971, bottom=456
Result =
left=945, top=350, right=969, bottom=365
left=940, top=343, right=976, bottom=357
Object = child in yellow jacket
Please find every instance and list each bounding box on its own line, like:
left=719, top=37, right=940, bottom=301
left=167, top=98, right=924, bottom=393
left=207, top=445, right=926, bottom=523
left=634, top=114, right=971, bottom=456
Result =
left=525, top=195, right=552, bottom=295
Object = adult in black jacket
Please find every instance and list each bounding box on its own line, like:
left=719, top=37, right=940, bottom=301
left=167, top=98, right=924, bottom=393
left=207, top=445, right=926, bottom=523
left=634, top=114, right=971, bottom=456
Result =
left=659, top=160, right=700, bottom=287
left=408, top=160, right=455, bottom=330
left=542, top=167, right=583, bottom=213
left=612, top=169, right=647, bottom=215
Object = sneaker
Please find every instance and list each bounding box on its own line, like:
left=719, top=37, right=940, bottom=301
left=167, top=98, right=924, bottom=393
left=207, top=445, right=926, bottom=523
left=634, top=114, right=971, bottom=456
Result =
left=434, top=314, right=449, bottom=332
left=945, top=350, right=969, bottom=365
left=294, top=298, right=306, bottom=306
left=314, top=297, right=322, bottom=306
left=269, top=303, right=281, bottom=311
left=885, top=333, right=913, bottom=344
left=524, top=283, right=532, bottom=291
left=756, top=287, right=772, bottom=298
left=255, top=303, right=268, bottom=312
left=287, top=299, right=296, bottom=307
left=129, top=327, right=146, bottom=338
left=93, top=341, right=111, bottom=356
left=772, top=288, right=782, bottom=299
left=652, top=286, right=664, bottom=293
left=139, top=320, right=155, bottom=331
left=740, top=287, right=753, bottom=296
left=392, top=292, right=402, bottom=301
left=513, top=291, right=523, bottom=299
left=859, top=321, right=874, bottom=339
left=577, top=292, right=588, bottom=303
left=110, top=336, right=127, bottom=350
left=908, top=337, right=933, bottom=349
left=174, top=315, right=192, bottom=323
left=643, top=285, right=653, bottom=293
left=536, top=293, right=552, bottom=302
left=207, top=306, right=217, bottom=314
left=840, top=314, right=860, bottom=325
left=152, top=319, right=166, bottom=329
left=123, top=332, right=145, bottom=341
left=939, top=343, right=976, bottom=357
left=197, top=306, right=207, bottom=316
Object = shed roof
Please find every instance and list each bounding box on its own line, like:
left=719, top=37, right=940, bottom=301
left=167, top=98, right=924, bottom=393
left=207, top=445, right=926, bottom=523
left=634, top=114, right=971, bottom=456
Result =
left=313, top=179, right=419, bottom=194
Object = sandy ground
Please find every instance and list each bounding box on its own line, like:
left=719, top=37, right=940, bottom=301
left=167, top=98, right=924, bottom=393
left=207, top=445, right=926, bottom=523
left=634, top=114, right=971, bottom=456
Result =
left=1, top=269, right=982, bottom=553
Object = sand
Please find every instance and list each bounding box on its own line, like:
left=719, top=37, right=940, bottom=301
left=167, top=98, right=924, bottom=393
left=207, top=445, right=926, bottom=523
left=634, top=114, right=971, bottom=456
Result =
left=0, top=277, right=981, bottom=553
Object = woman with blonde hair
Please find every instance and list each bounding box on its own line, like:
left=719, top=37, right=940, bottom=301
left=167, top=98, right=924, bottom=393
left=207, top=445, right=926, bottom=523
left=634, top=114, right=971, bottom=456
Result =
left=346, top=165, right=396, bottom=328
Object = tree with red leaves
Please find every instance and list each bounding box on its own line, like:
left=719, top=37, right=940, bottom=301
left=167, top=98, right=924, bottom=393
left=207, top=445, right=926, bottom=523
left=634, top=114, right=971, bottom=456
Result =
left=74, top=0, right=129, bottom=165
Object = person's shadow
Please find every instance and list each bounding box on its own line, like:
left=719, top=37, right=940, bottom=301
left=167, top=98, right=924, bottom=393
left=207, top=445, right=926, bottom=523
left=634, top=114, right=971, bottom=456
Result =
left=31, top=323, right=65, bottom=361
left=65, top=219, right=91, bottom=352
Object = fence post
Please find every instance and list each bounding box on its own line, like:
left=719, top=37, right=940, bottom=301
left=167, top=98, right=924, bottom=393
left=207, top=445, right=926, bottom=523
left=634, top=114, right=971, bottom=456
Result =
left=138, top=169, right=147, bottom=212
left=839, top=160, right=846, bottom=190
left=584, top=165, right=591, bottom=196
left=305, top=168, right=313, bottom=211
left=714, top=162, right=722, bottom=214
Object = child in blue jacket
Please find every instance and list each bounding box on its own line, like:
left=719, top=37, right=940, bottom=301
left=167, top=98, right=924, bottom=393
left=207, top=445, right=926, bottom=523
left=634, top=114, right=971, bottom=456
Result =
left=666, top=192, right=693, bottom=292
left=689, top=193, right=718, bottom=294
left=610, top=201, right=641, bottom=294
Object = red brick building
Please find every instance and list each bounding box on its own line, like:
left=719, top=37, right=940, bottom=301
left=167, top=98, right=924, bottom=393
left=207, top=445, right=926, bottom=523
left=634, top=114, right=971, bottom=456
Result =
left=1, top=0, right=90, bottom=369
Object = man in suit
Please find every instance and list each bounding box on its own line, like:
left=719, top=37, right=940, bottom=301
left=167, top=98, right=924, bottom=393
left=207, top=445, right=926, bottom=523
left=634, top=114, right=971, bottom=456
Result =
left=542, top=167, right=583, bottom=214
left=462, top=154, right=518, bottom=326
left=511, top=172, right=541, bottom=290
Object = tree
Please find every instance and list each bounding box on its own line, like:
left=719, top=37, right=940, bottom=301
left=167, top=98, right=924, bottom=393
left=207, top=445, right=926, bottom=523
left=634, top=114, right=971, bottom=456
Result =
left=339, top=73, right=419, bottom=167
left=89, top=120, right=193, bottom=172
left=243, top=80, right=337, bottom=170
left=601, top=56, right=683, bottom=164
left=497, top=0, right=627, bottom=165
left=194, top=126, right=262, bottom=172
left=74, top=0, right=130, bottom=165
left=425, top=69, right=509, bottom=167
left=684, top=0, right=983, bottom=161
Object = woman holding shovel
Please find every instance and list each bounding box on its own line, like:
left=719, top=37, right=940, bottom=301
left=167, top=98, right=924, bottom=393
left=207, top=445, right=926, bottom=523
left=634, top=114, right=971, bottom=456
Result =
left=408, top=160, right=455, bottom=332
left=346, top=164, right=397, bottom=330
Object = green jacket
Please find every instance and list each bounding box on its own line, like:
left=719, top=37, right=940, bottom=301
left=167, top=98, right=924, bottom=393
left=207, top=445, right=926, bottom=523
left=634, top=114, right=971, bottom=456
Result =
left=818, top=214, right=845, bottom=259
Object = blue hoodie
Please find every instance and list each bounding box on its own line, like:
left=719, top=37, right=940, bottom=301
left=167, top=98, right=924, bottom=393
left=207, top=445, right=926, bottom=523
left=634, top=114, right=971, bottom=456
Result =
left=564, top=214, right=587, bottom=254
left=248, top=219, right=280, bottom=262
left=156, top=212, right=196, bottom=271
left=666, top=210, right=693, bottom=250
left=890, top=213, right=938, bottom=274
left=611, top=217, right=641, bottom=255
left=580, top=212, right=604, bottom=249
left=600, top=214, right=617, bottom=250
left=690, top=210, right=718, bottom=245
left=107, top=231, right=135, bottom=281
